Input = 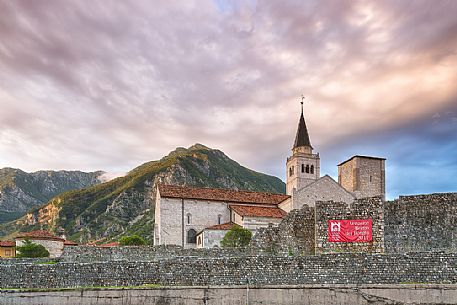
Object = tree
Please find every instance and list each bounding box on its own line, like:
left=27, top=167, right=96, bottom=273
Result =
left=118, top=235, right=146, bottom=246
left=16, top=239, right=50, bottom=258
left=221, top=226, right=252, bottom=248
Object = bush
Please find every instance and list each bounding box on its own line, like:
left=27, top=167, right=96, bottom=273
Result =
left=16, top=239, right=50, bottom=258
left=118, top=235, right=146, bottom=246
left=221, top=225, right=252, bottom=248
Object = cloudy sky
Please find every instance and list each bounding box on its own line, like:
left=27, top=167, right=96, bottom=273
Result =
left=1, top=0, right=456, bottom=199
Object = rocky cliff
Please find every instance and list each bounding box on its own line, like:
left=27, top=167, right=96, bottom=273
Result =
left=0, top=168, right=102, bottom=224
left=0, top=144, right=285, bottom=243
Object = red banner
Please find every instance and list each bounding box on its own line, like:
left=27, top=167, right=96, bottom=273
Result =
left=328, top=219, right=372, bottom=243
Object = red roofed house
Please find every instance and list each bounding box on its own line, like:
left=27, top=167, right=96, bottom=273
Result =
left=154, top=184, right=291, bottom=248
left=15, top=230, right=65, bottom=258
left=0, top=240, right=16, bottom=258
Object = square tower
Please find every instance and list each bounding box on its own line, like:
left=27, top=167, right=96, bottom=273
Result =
left=338, top=155, right=386, bottom=200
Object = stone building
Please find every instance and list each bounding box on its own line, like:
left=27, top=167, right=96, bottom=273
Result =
left=338, top=155, right=386, bottom=200
left=154, top=184, right=289, bottom=248
left=15, top=230, right=65, bottom=258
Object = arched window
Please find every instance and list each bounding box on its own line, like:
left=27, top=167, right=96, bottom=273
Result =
left=187, top=229, right=197, bottom=244
left=187, top=213, right=192, bottom=225
left=218, top=214, right=222, bottom=225
left=289, top=166, right=294, bottom=177
left=310, top=165, right=314, bottom=174
left=301, top=164, right=305, bottom=173
left=305, top=164, right=310, bottom=173
left=197, top=236, right=202, bottom=246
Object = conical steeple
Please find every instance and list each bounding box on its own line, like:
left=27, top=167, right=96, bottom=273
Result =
left=293, top=102, right=312, bottom=150
left=286, top=98, right=320, bottom=196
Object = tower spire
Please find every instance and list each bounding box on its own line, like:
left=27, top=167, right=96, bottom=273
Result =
left=293, top=95, right=312, bottom=150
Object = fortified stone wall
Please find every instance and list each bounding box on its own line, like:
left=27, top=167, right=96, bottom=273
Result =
left=251, top=205, right=315, bottom=255
left=315, top=197, right=384, bottom=254
left=60, top=245, right=261, bottom=263
left=384, top=193, right=457, bottom=253
left=1, top=252, right=456, bottom=289
left=252, top=197, right=384, bottom=255
left=254, top=193, right=457, bottom=255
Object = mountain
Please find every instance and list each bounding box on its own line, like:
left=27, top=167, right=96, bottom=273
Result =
left=0, top=168, right=103, bottom=224
left=0, top=144, right=285, bottom=243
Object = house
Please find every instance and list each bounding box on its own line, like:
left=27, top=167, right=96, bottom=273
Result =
left=154, top=184, right=290, bottom=248
left=196, top=222, right=237, bottom=248
left=15, top=230, right=65, bottom=258
left=0, top=241, right=15, bottom=258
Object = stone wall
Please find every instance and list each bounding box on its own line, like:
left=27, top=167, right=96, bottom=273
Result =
left=315, top=197, right=384, bottom=254
left=1, top=252, right=457, bottom=289
left=59, top=245, right=259, bottom=263
left=3, top=285, right=457, bottom=305
left=251, top=205, right=315, bottom=255
left=252, top=197, right=384, bottom=255
left=385, top=193, right=457, bottom=253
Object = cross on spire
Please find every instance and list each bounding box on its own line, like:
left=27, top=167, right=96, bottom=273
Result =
left=293, top=94, right=312, bottom=149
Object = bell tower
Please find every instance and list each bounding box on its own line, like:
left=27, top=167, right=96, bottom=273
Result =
left=286, top=97, right=320, bottom=195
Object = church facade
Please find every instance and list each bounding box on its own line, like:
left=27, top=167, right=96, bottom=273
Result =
left=153, top=103, right=386, bottom=248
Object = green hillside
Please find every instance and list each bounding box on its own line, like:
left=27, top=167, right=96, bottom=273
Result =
left=0, top=144, right=285, bottom=244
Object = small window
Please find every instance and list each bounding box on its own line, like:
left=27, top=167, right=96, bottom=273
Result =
left=369, top=175, right=372, bottom=182
left=218, top=214, right=222, bottom=225
left=305, top=164, right=310, bottom=173
left=289, top=166, right=294, bottom=177
left=310, top=165, right=314, bottom=174
left=187, top=213, right=192, bottom=225
left=301, top=164, right=305, bottom=173
left=187, top=229, right=197, bottom=244
left=197, top=236, right=202, bottom=245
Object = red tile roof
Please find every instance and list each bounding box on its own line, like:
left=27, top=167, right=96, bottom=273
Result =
left=158, top=184, right=290, bottom=205
left=99, top=242, right=120, bottom=247
left=16, top=230, right=65, bottom=242
left=205, top=222, right=238, bottom=231
left=229, top=205, right=287, bottom=219
left=64, top=240, right=78, bottom=246
left=0, top=241, right=15, bottom=247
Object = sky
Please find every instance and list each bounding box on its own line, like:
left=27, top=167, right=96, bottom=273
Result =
left=0, top=0, right=456, bottom=199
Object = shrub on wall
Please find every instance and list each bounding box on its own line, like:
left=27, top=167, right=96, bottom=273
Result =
left=119, top=235, right=146, bottom=246
left=16, top=239, right=50, bottom=258
left=221, top=226, right=252, bottom=248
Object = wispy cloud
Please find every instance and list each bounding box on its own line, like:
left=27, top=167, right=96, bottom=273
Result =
left=0, top=0, right=456, bottom=197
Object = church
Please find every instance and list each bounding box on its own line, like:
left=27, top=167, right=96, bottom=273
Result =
left=153, top=103, right=385, bottom=248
